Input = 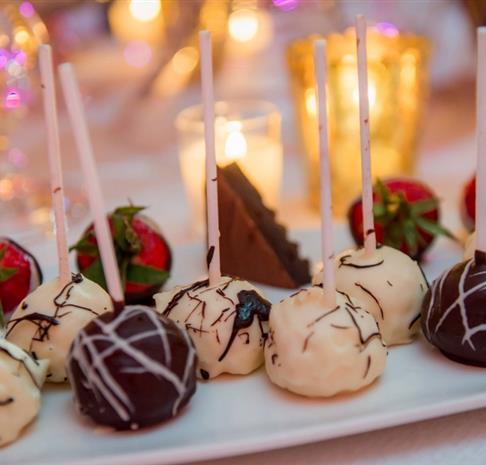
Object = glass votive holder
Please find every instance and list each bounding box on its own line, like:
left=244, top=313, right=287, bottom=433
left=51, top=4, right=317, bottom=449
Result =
left=176, top=100, right=283, bottom=233
left=287, top=25, right=431, bottom=217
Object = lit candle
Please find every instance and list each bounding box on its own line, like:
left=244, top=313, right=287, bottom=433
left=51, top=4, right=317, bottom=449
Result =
left=287, top=25, right=430, bottom=217
left=177, top=102, right=282, bottom=233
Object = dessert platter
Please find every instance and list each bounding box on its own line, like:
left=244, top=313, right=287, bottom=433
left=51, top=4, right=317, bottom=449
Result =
left=3, top=17, right=486, bottom=465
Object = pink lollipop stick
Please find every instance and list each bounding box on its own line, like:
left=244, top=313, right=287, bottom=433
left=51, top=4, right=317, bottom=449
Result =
left=356, top=15, right=376, bottom=256
left=58, top=63, right=124, bottom=308
left=314, top=39, right=336, bottom=308
left=476, top=27, right=486, bottom=254
left=200, top=30, right=221, bottom=286
left=39, top=45, right=71, bottom=285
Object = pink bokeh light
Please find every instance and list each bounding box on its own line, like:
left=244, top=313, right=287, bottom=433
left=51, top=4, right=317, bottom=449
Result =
left=376, top=22, right=399, bottom=37
left=123, top=41, right=152, bottom=68
left=19, top=1, right=35, bottom=18
left=5, top=89, right=21, bottom=109
left=272, top=0, right=299, bottom=12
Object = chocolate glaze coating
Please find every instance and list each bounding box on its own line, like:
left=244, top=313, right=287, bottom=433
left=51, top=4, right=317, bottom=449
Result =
left=422, top=251, right=486, bottom=366
left=67, top=305, right=197, bottom=430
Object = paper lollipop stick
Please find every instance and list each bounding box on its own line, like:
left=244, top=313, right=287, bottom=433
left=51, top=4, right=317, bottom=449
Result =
left=39, top=45, right=71, bottom=285
left=58, top=63, right=124, bottom=309
left=477, top=27, right=486, bottom=253
left=200, top=30, right=221, bottom=286
left=314, top=39, right=336, bottom=307
left=356, top=15, right=376, bottom=256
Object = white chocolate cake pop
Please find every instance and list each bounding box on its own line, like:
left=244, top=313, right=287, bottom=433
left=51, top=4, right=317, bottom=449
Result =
left=155, top=276, right=271, bottom=380
left=264, top=287, right=387, bottom=397
left=313, top=245, right=428, bottom=345
left=0, top=338, right=48, bottom=447
left=6, top=273, right=113, bottom=382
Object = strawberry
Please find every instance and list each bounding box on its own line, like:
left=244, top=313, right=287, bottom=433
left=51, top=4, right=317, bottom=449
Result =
left=461, top=175, right=475, bottom=231
left=0, top=238, right=42, bottom=314
left=71, top=205, right=172, bottom=305
left=348, top=178, right=454, bottom=261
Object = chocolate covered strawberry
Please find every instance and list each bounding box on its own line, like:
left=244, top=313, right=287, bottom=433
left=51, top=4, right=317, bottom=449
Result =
left=461, top=175, right=475, bottom=231
left=71, top=206, right=172, bottom=304
left=0, top=238, right=42, bottom=314
left=348, top=178, right=454, bottom=260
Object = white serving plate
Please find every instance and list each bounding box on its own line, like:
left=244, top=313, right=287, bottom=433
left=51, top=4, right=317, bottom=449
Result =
left=3, top=227, right=482, bottom=465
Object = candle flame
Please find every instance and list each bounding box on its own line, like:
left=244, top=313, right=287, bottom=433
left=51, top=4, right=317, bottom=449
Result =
left=224, top=124, right=247, bottom=162
left=129, top=0, right=161, bottom=22
left=228, top=9, right=259, bottom=43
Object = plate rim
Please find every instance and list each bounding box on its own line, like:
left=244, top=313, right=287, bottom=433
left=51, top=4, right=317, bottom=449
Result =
left=20, top=390, right=486, bottom=465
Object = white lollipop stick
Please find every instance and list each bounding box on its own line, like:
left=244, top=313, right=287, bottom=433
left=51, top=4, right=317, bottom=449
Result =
left=200, top=30, right=221, bottom=286
left=476, top=27, right=486, bottom=254
left=356, top=15, right=376, bottom=255
left=39, top=45, right=71, bottom=285
left=58, top=63, right=124, bottom=308
left=314, top=39, right=336, bottom=308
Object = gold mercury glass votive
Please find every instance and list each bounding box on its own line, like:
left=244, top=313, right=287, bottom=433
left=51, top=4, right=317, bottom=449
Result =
left=176, top=100, right=282, bottom=234
left=287, top=25, right=430, bottom=217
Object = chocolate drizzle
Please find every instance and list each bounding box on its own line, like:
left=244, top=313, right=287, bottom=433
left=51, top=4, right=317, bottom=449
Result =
left=421, top=257, right=486, bottom=366
left=364, top=355, right=371, bottom=378
left=162, top=279, right=209, bottom=318
left=338, top=254, right=384, bottom=269
left=218, top=290, right=271, bottom=361
left=408, top=313, right=421, bottom=329
left=354, top=282, right=385, bottom=319
left=6, top=274, right=101, bottom=352
left=67, top=306, right=197, bottom=430
left=0, top=343, right=43, bottom=389
left=206, top=246, right=215, bottom=268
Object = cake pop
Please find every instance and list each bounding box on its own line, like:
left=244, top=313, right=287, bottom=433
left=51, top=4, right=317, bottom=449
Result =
left=155, top=277, right=270, bottom=379
left=265, top=287, right=387, bottom=397
left=59, top=61, right=197, bottom=429
left=6, top=273, right=113, bottom=382
left=265, top=35, right=387, bottom=397
left=155, top=31, right=271, bottom=380
left=0, top=338, right=48, bottom=447
left=312, top=25, right=428, bottom=346
left=67, top=305, right=197, bottom=430
left=6, top=47, right=113, bottom=383
left=314, top=245, right=428, bottom=345
left=421, top=27, right=486, bottom=366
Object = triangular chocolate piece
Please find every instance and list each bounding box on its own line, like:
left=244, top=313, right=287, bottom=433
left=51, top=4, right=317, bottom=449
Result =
left=216, top=163, right=310, bottom=289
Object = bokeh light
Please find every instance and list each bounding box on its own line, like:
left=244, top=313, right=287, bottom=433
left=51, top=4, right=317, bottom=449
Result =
left=8, top=147, right=27, bottom=168
left=19, top=1, right=35, bottom=18
left=228, top=9, right=259, bottom=43
left=376, top=22, right=399, bottom=38
left=171, top=46, right=198, bottom=75
left=128, top=0, right=161, bottom=22
left=5, top=89, right=21, bottom=109
left=272, top=0, right=299, bottom=12
left=123, top=40, right=152, bottom=68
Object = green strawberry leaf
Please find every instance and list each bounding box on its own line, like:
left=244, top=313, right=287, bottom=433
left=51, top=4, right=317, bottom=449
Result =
left=0, top=247, right=6, bottom=261
left=0, top=267, right=18, bottom=282
left=373, top=203, right=387, bottom=217
left=126, top=264, right=170, bottom=286
left=410, top=198, right=440, bottom=216
left=69, top=233, right=97, bottom=254
left=415, top=216, right=456, bottom=240
left=82, top=258, right=107, bottom=290
left=402, top=219, right=418, bottom=255
left=114, top=205, right=145, bottom=222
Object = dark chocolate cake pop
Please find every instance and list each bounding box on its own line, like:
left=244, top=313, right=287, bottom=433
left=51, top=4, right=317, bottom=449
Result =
left=67, top=305, right=197, bottom=430
left=422, top=251, right=486, bottom=366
